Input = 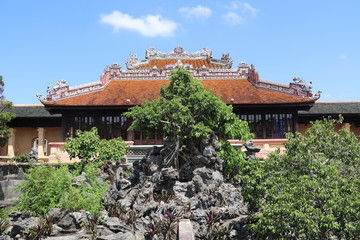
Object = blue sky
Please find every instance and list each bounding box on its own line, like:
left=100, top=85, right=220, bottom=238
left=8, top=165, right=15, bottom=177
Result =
left=1, top=0, right=359, bottom=104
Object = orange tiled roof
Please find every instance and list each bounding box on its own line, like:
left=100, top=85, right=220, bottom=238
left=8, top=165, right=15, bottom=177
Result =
left=135, top=59, right=224, bottom=69
left=44, top=78, right=314, bottom=107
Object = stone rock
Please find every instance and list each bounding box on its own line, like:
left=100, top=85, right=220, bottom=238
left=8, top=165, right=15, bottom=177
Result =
left=191, top=209, right=207, bottom=225
left=96, top=225, right=115, bottom=237
left=97, top=231, right=136, bottom=240
left=179, top=162, right=194, bottom=181
left=140, top=201, right=158, bottom=217
left=46, top=234, right=89, bottom=240
left=191, top=175, right=205, bottom=193
left=211, top=170, right=224, bottom=187
left=105, top=217, right=132, bottom=233
left=70, top=211, right=88, bottom=227
left=48, top=208, right=63, bottom=223
left=10, top=215, right=39, bottom=238
left=57, top=212, right=76, bottom=230
left=47, top=209, right=78, bottom=233
left=0, top=236, right=11, bottom=240
left=202, top=146, right=213, bottom=157
left=105, top=217, right=122, bottom=232
left=193, top=168, right=213, bottom=184
left=117, top=179, right=131, bottom=191
left=72, top=174, right=89, bottom=187
left=161, top=167, right=179, bottom=181
left=50, top=224, right=63, bottom=236
left=8, top=211, right=27, bottom=222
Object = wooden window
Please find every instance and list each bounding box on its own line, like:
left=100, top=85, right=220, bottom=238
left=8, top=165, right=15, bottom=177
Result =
left=239, top=113, right=293, bottom=139
left=67, top=115, right=129, bottom=140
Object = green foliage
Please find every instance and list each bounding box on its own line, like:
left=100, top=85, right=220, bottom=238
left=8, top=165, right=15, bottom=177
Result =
left=64, top=127, right=128, bottom=167
left=15, top=164, right=108, bottom=217
left=10, top=153, right=32, bottom=162
left=0, top=218, right=10, bottom=235
left=0, top=75, right=15, bottom=147
left=59, top=164, right=108, bottom=216
left=124, top=67, right=252, bottom=153
left=15, top=165, right=72, bottom=216
left=238, top=117, right=360, bottom=239
left=218, top=141, right=246, bottom=181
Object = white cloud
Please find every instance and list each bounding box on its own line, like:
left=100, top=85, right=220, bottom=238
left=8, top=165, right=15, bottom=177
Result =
left=242, top=2, right=257, bottom=16
left=222, top=12, right=243, bottom=25
left=179, top=5, right=212, bottom=20
left=100, top=11, right=178, bottom=37
left=228, top=1, right=257, bottom=16
left=222, top=2, right=257, bottom=26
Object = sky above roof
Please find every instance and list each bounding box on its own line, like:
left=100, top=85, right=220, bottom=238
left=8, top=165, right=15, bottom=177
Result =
left=1, top=0, right=359, bottom=104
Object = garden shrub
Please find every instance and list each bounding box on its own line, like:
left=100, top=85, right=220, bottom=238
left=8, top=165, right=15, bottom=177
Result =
left=11, top=153, right=31, bottom=163
left=64, top=127, right=128, bottom=168
left=15, top=164, right=108, bottom=217
left=15, top=165, right=72, bottom=216
left=59, top=164, right=108, bottom=216
left=219, top=141, right=246, bottom=181
left=237, top=117, right=360, bottom=239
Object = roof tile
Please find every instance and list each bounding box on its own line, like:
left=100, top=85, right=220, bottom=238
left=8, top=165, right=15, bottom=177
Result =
left=44, top=78, right=314, bottom=107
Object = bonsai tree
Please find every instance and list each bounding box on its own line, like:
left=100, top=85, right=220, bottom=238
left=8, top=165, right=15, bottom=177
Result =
left=124, top=67, right=252, bottom=172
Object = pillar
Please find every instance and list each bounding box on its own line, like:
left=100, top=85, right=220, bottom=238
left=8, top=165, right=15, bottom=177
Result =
left=127, top=130, right=135, bottom=141
left=37, top=128, right=45, bottom=158
left=7, top=128, right=16, bottom=157
left=343, top=123, right=351, bottom=131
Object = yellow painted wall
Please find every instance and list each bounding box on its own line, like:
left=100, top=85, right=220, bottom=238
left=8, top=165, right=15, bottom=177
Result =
left=299, top=123, right=360, bottom=139
left=14, top=128, right=38, bottom=155
left=0, top=143, right=7, bottom=156
left=0, top=127, right=62, bottom=156
left=45, top=127, right=63, bottom=146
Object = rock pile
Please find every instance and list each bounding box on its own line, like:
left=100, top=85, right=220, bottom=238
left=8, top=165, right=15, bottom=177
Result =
left=2, top=136, right=253, bottom=239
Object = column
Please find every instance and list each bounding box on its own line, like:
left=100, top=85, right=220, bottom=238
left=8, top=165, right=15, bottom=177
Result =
left=343, top=123, right=351, bottom=131
left=7, top=128, right=16, bottom=157
left=37, top=128, right=45, bottom=158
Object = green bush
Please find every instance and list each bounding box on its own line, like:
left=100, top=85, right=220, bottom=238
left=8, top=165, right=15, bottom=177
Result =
left=218, top=141, right=246, bottom=181
left=15, top=164, right=108, bottom=216
left=11, top=153, right=31, bottom=162
left=238, top=117, right=360, bottom=239
left=15, top=165, right=72, bottom=216
left=64, top=127, right=128, bottom=168
left=59, top=164, right=108, bottom=216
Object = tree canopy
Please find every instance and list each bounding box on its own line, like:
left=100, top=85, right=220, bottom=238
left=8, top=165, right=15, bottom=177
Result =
left=124, top=67, right=252, bottom=167
left=239, top=117, right=360, bottom=239
left=64, top=127, right=128, bottom=167
left=0, top=75, right=15, bottom=147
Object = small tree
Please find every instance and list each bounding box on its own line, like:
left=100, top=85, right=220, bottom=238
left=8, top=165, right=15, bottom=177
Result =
left=64, top=127, right=128, bottom=167
left=239, top=117, right=360, bottom=239
left=0, top=75, right=15, bottom=147
left=124, top=67, right=252, bottom=170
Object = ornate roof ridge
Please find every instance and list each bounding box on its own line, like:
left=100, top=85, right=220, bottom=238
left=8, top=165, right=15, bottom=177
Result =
left=37, top=47, right=320, bottom=104
left=126, top=46, right=233, bottom=69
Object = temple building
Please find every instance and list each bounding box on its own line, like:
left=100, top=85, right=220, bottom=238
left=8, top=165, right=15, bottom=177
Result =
left=1, top=47, right=359, bottom=162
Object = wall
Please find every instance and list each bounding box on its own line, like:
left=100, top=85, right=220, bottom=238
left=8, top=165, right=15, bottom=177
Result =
left=300, top=123, right=360, bottom=140
left=0, top=127, right=62, bottom=159
left=14, top=127, right=38, bottom=156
